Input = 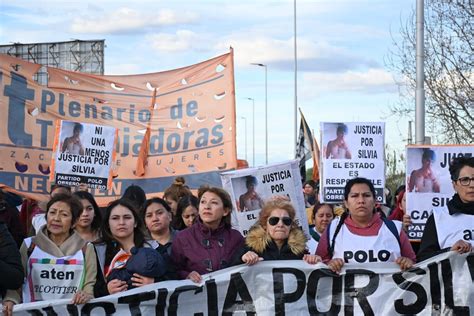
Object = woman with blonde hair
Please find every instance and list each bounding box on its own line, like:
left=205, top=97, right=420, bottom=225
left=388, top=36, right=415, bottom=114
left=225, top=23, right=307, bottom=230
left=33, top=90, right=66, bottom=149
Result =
left=233, top=199, right=321, bottom=265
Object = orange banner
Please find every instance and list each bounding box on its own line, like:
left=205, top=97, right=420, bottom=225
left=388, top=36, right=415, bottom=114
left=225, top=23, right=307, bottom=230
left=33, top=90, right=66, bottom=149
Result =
left=0, top=51, right=237, bottom=205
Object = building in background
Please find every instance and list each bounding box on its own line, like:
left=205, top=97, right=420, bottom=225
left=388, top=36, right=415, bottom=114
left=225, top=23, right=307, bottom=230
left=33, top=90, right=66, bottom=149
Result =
left=0, top=39, right=105, bottom=85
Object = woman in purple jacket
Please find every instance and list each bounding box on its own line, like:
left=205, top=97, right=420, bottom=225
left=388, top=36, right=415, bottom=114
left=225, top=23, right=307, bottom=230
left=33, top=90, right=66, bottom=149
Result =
left=171, top=186, right=244, bottom=283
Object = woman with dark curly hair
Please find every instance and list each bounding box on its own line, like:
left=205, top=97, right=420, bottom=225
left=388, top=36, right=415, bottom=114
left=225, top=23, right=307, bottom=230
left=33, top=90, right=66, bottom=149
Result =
left=417, top=156, right=474, bottom=261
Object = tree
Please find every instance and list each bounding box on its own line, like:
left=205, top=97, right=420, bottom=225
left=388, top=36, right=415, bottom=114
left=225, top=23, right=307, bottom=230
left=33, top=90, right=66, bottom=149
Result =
left=385, top=145, right=406, bottom=205
left=387, top=1, right=473, bottom=144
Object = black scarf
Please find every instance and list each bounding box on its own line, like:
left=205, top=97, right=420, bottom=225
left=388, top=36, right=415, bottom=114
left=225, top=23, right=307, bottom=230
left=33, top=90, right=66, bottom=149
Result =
left=447, top=193, right=474, bottom=215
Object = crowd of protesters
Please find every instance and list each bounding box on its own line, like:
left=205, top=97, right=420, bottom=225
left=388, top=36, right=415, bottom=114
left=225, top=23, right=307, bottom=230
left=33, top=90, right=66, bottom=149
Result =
left=0, top=156, right=472, bottom=314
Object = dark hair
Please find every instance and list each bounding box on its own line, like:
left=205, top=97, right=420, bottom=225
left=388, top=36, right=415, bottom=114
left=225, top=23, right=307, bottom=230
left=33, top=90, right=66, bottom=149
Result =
left=198, top=186, right=233, bottom=227
left=245, top=176, right=258, bottom=188
left=73, top=191, right=102, bottom=232
left=73, top=123, right=83, bottom=133
left=421, top=149, right=436, bottom=161
left=343, top=177, right=376, bottom=201
left=303, top=180, right=316, bottom=189
left=46, top=193, right=83, bottom=227
left=311, top=202, right=334, bottom=219
left=163, top=177, right=192, bottom=203
left=449, top=156, right=474, bottom=181
left=336, top=123, right=348, bottom=134
left=50, top=184, right=71, bottom=196
left=175, top=195, right=199, bottom=230
left=100, top=199, right=147, bottom=273
left=101, top=198, right=146, bottom=248
left=122, top=184, right=147, bottom=211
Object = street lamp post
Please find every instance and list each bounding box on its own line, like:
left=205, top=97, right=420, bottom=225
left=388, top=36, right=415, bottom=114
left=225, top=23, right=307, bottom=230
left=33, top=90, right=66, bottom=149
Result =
left=251, top=63, right=268, bottom=164
left=240, top=116, right=248, bottom=161
left=247, top=97, right=256, bottom=167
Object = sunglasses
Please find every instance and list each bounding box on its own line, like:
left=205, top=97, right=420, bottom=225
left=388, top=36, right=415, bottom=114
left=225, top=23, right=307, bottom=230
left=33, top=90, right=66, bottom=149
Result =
left=268, top=216, right=292, bottom=226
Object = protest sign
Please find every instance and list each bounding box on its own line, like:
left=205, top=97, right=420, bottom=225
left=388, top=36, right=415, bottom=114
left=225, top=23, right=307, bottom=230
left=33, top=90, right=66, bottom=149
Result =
left=320, top=122, right=385, bottom=203
left=50, top=120, right=117, bottom=190
left=0, top=51, right=236, bottom=205
left=220, top=160, right=308, bottom=236
left=11, top=252, right=474, bottom=315
left=405, top=145, right=473, bottom=241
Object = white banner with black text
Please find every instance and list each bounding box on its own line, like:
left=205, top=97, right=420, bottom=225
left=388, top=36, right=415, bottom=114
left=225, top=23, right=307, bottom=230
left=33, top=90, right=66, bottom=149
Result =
left=10, top=251, right=474, bottom=315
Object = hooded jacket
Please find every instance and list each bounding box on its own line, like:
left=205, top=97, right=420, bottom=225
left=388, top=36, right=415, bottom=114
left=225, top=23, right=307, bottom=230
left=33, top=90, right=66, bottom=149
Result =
left=171, top=219, right=244, bottom=279
left=232, top=224, right=307, bottom=265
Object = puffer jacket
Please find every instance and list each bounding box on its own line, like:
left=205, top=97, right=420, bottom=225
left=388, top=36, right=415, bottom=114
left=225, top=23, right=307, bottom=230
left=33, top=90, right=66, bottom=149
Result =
left=232, top=224, right=308, bottom=265
left=171, top=219, right=244, bottom=279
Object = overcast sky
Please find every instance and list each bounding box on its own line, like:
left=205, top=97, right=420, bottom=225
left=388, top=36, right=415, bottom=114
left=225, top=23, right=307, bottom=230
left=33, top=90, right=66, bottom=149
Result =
left=0, top=0, right=415, bottom=167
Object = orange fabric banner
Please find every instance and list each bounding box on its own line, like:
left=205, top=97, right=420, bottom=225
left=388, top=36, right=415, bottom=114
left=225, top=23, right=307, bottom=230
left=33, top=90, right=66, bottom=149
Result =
left=0, top=51, right=237, bottom=205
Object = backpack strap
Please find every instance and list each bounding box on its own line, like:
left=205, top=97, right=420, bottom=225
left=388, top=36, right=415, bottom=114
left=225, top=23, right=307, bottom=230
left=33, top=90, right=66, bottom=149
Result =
left=26, top=238, right=36, bottom=259
left=327, top=212, right=348, bottom=257
left=381, top=217, right=401, bottom=248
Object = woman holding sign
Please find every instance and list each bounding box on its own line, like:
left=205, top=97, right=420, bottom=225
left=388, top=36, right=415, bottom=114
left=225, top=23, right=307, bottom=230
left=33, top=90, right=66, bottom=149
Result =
left=316, top=178, right=416, bottom=273
left=171, top=186, right=244, bottom=283
left=232, top=199, right=321, bottom=265
left=2, top=194, right=96, bottom=314
left=417, top=156, right=474, bottom=261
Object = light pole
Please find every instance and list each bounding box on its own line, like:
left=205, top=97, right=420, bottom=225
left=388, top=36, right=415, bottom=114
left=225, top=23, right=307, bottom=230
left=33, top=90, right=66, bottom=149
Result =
left=251, top=63, right=268, bottom=164
left=240, top=116, right=248, bottom=161
left=247, top=97, right=256, bottom=167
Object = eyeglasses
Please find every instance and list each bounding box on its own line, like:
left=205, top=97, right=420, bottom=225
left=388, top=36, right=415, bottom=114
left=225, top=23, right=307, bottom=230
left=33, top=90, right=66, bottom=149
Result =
left=268, top=216, right=292, bottom=226
left=456, top=177, right=474, bottom=186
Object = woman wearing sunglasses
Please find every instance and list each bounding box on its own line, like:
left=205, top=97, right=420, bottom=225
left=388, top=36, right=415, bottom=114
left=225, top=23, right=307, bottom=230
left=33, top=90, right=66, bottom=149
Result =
left=233, top=199, right=321, bottom=265
left=417, top=156, right=474, bottom=261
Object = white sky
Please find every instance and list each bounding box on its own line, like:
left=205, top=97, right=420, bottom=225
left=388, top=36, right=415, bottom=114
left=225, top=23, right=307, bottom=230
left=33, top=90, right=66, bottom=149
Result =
left=0, top=0, right=416, bottom=167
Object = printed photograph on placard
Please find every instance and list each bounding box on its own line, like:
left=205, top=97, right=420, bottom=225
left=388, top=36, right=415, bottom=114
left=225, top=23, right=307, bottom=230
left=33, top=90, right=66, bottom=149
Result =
left=221, top=160, right=309, bottom=237
left=407, top=147, right=442, bottom=193
left=60, top=121, right=86, bottom=155
left=323, top=123, right=352, bottom=160
left=232, top=175, right=265, bottom=213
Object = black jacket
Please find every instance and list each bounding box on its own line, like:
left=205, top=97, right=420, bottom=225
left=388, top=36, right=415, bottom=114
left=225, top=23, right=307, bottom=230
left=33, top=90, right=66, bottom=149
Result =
left=0, top=222, right=24, bottom=298
left=417, top=194, right=474, bottom=262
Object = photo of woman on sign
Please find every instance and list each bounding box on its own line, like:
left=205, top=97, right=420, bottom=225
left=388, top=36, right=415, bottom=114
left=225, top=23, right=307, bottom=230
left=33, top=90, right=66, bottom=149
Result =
left=61, top=122, right=85, bottom=155
left=408, top=148, right=440, bottom=193
left=325, top=123, right=351, bottom=159
left=238, top=176, right=264, bottom=212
